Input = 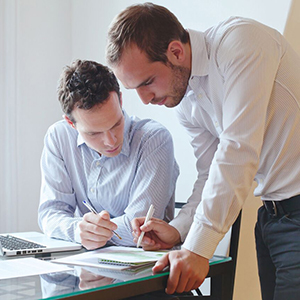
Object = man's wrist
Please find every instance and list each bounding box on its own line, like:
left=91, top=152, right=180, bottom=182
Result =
left=170, top=225, right=182, bottom=246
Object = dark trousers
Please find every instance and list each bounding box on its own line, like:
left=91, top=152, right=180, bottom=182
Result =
left=255, top=204, right=300, bottom=300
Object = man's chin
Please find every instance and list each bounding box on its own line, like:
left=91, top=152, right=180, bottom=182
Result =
left=153, top=97, right=181, bottom=108
left=164, top=98, right=182, bottom=108
left=103, top=145, right=122, bottom=157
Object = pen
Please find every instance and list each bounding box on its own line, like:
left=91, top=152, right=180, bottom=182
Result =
left=82, top=200, right=122, bottom=240
left=137, top=204, right=155, bottom=248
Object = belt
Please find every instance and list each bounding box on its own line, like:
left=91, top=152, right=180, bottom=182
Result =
left=263, top=194, right=300, bottom=217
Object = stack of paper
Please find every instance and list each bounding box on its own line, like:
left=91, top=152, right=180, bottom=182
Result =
left=97, top=246, right=168, bottom=268
left=53, top=246, right=168, bottom=271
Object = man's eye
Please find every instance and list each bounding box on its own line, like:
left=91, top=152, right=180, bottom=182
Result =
left=88, top=132, right=100, bottom=136
left=144, top=79, right=153, bottom=86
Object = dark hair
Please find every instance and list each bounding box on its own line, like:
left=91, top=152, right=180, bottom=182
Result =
left=58, top=60, right=120, bottom=123
left=106, top=2, right=189, bottom=66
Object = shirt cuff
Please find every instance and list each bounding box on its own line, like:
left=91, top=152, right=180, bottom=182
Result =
left=182, top=221, right=225, bottom=259
left=74, top=223, right=82, bottom=244
left=169, top=214, right=193, bottom=243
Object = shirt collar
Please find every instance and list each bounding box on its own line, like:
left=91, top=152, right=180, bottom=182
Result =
left=76, top=109, right=131, bottom=157
left=77, top=131, right=85, bottom=147
left=187, top=29, right=209, bottom=77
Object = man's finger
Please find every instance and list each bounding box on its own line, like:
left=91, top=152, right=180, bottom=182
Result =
left=94, top=212, right=117, bottom=231
left=142, top=243, right=161, bottom=251
left=84, top=222, right=114, bottom=237
left=99, top=210, right=110, bottom=220
left=152, top=253, right=170, bottom=273
left=184, top=277, right=198, bottom=292
left=131, top=217, right=144, bottom=236
left=173, top=273, right=189, bottom=294
left=81, top=239, right=106, bottom=250
left=165, top=256, right=181, bottom=294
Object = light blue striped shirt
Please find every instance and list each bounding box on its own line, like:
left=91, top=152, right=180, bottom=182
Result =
left=38, top=111, right=179, bottom=247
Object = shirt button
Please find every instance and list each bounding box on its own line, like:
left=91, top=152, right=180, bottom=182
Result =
left=198, top=94, right=202, bottom=99
left=96, top=161, right=101, bottom=166
left=90, top=188, right=95, bottom=193
left=215, top=121, right=219, bottom=127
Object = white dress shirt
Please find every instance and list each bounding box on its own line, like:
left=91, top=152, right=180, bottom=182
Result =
left=169, top=17, right=300, bottom=259
left=39, top=111, right=179, bottom=246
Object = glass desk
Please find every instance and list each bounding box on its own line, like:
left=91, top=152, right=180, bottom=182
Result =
left=0, top=251, right=231, bottom=300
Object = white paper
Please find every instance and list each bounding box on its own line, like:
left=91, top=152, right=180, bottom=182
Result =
left=53, top=248, right=129, bottom=270
left=96, top=246, right=167, bottom=264
left=53, top=246, right=168, bottom=271
left=0, top=257, right=72, bottom=280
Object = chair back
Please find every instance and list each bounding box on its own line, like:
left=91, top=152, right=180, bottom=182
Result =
left=228, top=211, right=242, bottom=291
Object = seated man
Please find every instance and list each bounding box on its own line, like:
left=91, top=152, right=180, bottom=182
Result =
left=38, top=60, right=179, bottom=250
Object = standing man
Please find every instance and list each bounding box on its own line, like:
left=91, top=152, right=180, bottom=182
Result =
left=106, top=3, right=300, bottom=299
left=38, top=59, right=179, bottom=250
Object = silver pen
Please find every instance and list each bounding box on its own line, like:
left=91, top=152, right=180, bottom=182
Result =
left=137, top=204, right=155, bottom=248
left=82, top=200, right=122, bottom=240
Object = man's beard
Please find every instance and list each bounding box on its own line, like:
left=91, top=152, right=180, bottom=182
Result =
left=165, top=61, right=190, bottom=108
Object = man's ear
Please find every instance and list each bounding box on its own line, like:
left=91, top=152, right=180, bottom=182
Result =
left=166, top=40, right=186, bottom=65
left=63, top=115, right=76, bottom=129
left=119, top=92, right=123, bottom=107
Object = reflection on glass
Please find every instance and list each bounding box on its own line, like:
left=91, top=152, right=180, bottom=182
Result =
left=40, top=272, right=79, bottom=298
left=78, top=267, right=115, bottom=290
left=40, top=265, right=147, bottom=298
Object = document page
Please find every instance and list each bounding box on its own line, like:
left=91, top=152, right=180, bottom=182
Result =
left=96, top=246, right=168, bottom=265
left=53, top=246, right=168, bottom=271
left=0, top=257, right=72, bottom=280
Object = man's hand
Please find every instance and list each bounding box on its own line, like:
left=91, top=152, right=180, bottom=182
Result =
left=153, top=248, right=209, bottom=294
left=79, top=210, right=117, bottom=250
left=131, top=217, right=181, bottom=250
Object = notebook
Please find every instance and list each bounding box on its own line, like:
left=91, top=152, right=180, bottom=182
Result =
left=53, top=246, right=168, bottom=271
left=97, top=246, right=168, bottom=268
left=0, top=231, right=82, bottom=257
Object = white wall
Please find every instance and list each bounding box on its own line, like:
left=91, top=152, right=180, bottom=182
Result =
left=1, top=0, right=297, bottom=299
left=284, top=0, right=300, bottom=54
left=0, top=0, right=72, bottom=232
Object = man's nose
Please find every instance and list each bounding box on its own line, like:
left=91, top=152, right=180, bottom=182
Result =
left=136, top=88, right=153, bottom=105
left=103, top=131, right=117, bottom=147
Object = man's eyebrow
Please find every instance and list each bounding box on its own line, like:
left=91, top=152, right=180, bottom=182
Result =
left=135, top=77, right=152, bottom=89
left=85, top=116, right=123, bottom=134
left=123, top=77, right=151, bottom=90
left=111, top=115, right=123, bottom=128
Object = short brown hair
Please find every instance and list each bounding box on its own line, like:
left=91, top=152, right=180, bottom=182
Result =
left=106, top=2, right=189, bottom=66
left=58, top=60, right=120, bottom=123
